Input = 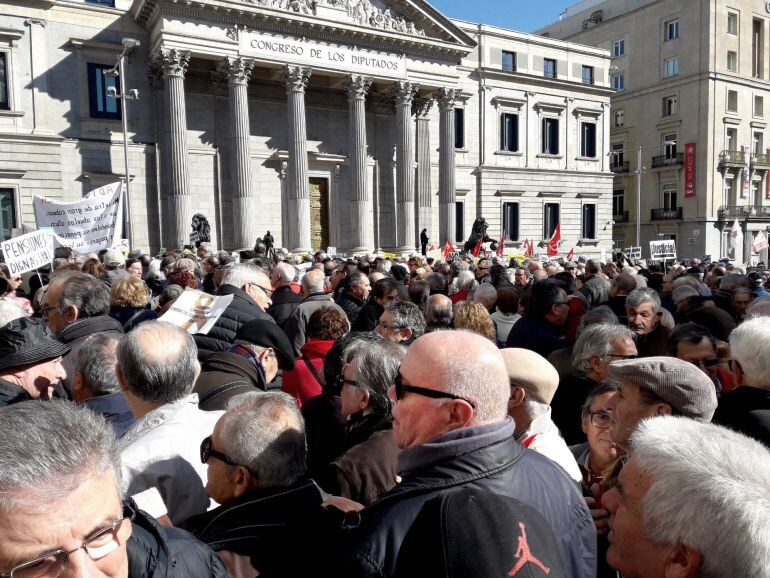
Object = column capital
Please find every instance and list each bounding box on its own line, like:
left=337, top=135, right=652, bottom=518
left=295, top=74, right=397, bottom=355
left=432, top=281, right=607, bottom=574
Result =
left=436, top=87, right=460, bottom=111
left=413, top=97, right=434, bottom=118
left=392, top=81, right=419, bottom=106
left=220, top=57, right=255, bottom=86
left=343, top=74, right=373, bottom=101
left=156, top=48, right=190, bottom=79
left=283, top=66, right=312, bottom=93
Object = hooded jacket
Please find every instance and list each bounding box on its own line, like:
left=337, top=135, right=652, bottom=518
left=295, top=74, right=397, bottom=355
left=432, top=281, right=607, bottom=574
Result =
left=195, top=351, right=267, bottom=411
left=281, top=339, right=334, bottom=407
left=58, top=315, right=124, bottom=393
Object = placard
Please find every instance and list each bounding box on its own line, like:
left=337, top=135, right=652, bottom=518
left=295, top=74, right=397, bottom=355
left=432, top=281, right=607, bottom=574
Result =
left=624, top=246, right=642, bottom=260
left=752, top=230, right=769, bottom=253
left=159, top=289, right=234, bottom=335
left=1, top=230, right=54, bottom=276
left=650, top=240, right=677, bottom=261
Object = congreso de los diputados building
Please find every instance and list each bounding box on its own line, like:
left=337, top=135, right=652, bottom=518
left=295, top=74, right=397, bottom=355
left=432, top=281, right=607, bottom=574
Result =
left=0, top=0, right=615, bottom=255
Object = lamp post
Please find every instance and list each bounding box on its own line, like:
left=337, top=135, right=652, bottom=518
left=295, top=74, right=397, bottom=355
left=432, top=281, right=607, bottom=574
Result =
left=104, top=38, right=140, bottom=249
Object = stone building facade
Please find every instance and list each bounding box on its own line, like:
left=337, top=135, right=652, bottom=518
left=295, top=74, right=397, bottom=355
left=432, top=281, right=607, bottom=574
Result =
left=0, top=0, right=613, bottom=256
left=539, top=0, right=770, bottom=263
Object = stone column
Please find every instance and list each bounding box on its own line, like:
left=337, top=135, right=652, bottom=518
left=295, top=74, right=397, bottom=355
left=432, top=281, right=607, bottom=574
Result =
left=344, top=74, right=373, bottom=253
left=438, top=88, right=460, bottom=245
left=393, top=81, right=418, bottom=251
left=283, top=66, right=312, bottom=253
left=210, top=70, right=230, bottom=250
left=414, top=97, right=433, bottom=245
left=220, top=57, right=255, bottom=249
left=158, top=49, right=191, bottom=248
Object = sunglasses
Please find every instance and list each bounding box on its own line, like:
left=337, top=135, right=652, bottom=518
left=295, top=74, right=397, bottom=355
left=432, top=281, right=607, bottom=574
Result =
left=606, top=354, right=638, bottom=360
left=393, top=372, right=476, bottom=409
left=200, top=435, right=240, bottom=468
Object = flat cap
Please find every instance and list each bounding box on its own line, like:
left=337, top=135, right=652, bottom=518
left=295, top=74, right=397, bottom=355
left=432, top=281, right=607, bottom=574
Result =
left=500, top=348, right=559, bottom=405
left=608, top=356, right=717, bottom=422
left=672, top=285, right=698, bottom=304
left=102, top=249, right=125, bottom=267
left=235, top=319, right=295, bottom=371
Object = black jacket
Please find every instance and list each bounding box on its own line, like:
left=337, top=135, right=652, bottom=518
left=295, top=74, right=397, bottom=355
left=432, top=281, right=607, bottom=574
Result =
left=352, top=299, right=383, bottom=332
left=505, top=314, right=565, bottom=358
left=334, top=419, right=596, bottom=578
left=336, top=291, right=365, bottom=325
left=551, top=374, right=599, bottom=445
left=0, top=377, right=30, bottom=408
left=126, top=501, right=228, bottom=578
left=267, top=285, right=302, bottom=330
left=194, top=284, right=274, bottom=361
left=713, top=385, right=770, bottom=447
left=82, top=392, right=135, bottom=438
left=195, top=351, right=267, bottom=411
left=58, top=316, right=124, bottom=393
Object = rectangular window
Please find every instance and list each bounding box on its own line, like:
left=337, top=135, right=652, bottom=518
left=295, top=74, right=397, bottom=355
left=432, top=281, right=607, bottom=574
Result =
left=614, top=109, right=625, bottom=127
left=662, top=184, right=678, bottom=210
left=581, top=65, right=594, bottom=85
left=662, top=95, right=678, bottom=116
left=665, top=19, right=679, bottom=41
left=582, top=204, right=597, bottom=239
left=454, top=108, right=465, bottom=149
left=611, top=142, right=625, bottom=167
left=664, top=57, right=679, bottom=77
left=754, top=132, right=764, bottom=155
left=455, top=201, right=464, bottom=244
left=727, top=127, right=737, bottom=151
left=500, top=113, right=519, bottom=152
left=612, top=189, right=625, bottom=216
left=755, top=95, right=764, bottom=117
left=542, top=118, right=559, bottom=155
left=753, top=18, right=764, bottom=79
left=502, top=51, right=516, bottom=72
left=544, top=203, right=560, bottom=239
left=87, top=63, right=121, bottom=120
left=663, top=134, right=678, bottom=158
left=612, top=74, right=625, bottom=90
left=502, top=202, right=520, bottom=241
left=613, top=39, right=625, bottom=57
left=727, top=12, right=738, bottom=35
left=0, top=189, right=16, bottom=243
left=543, top=58, right=557, bottom=79
left=580, top=122, right=597, bottom=158
left=727, top=51, right=738, bottom=72
left=0, top=53, right=8, bottom=110
left=727, top=90, right=738, bottom=112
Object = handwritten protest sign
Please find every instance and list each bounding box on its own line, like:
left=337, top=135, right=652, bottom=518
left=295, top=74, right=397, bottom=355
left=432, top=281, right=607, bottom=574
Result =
left=1, top=230, right=54, bottom=276
left=624, top=246, right=643, bottom=260
left=33, top=182, right=124, bottom=254
left=650, top=240, right=677, bottom=262
left=159, top=289, right=234, bottom=335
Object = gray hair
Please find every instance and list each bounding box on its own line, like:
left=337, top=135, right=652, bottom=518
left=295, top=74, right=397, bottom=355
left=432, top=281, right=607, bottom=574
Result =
left=629, top=416, right=770, bottom=577
left=672, top=275, right=700, bottom=292
left=221, top=264, right=264, bottom=290
left=576, top=305, right=619, bottom=334
left=425, top=294, right=453, bottom=328
left=0, top=299, right=25, bottom=327
left=345, top=340, right=405, bottom=415
left=626, top=287, right=661, bottom=312
left=572, top=324, right=636, bottom=374
left=474, top=283, right=498, bottom=306
left=116, top=321, right=198, bottom=404
left=385, top=301, right=426, bottom=339
left=53, top=272, right=110, bottom=317
left=719, top=273, right=747, bottom=293
left=75, top=334, right=121, bottom=395
left=301, top=269, right=326, bottom=294
left=147, top=259, right=165, bottom=281
left=658, top=308, right=676, bottom=330
left=198, top=242, right=214, bottom=254
left=456, top=270, right=476, bottom=292
left=522, top=398, right=551, bottom=419
left=730, top=317, right=770, bottom=387
left=274, top=262, right=296, bottom=284
left=0, top=400, right=120, bottom=511
left=219, top=391, right=306, bottom=488
left=747, top=297, right=770, bottom=318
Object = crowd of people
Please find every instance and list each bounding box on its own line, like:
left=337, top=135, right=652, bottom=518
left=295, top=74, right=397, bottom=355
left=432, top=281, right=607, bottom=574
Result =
left=0, top=243, right=768, bottom=578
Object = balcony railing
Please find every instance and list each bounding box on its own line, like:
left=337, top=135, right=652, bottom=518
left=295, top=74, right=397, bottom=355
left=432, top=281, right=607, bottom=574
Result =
left=718, top=205, right=770, bottom=220
left=651, top=153, right=684, bottom=168
left=610, top=161, right=630, bottom=173
left=719, top=150, right=747, bottom=166
left=753, top=153, right=770, bottom=168
left=651, top=207, right=683, bottom=220
left=613, top=211, right=629, bottom=223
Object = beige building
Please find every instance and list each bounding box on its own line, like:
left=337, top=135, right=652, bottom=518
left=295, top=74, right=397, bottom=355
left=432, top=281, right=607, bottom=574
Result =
left=0, top=0, right=612, bottom=256
left=539, top=0, right=770, bottom=263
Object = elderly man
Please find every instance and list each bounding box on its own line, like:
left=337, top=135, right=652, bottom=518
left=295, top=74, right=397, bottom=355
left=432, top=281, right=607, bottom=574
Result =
left=603, top=416, right=770, bottom=577
left=731, top=286, right=752, bottom=322
left=182, top=392, right=323, bottom=577
left=449, top=270, right=476, bottom=304
left=668, top=322, right=733, bottom=393
left=514, top=267, right=531, bottom=289
left=195, top=264, right=276, bottom=360
left=338, top=331, right=597, bottom=578
left=607, top=273, right=636, bottom=325
left=580, top=259, right=610, bottom=307
left=713, top=317, right=770, bottom=446
left=335, top=270, right=371, bottom=325
left=0, top=317, right=69, bottom=407
left=473, top=282, right=497, bottom=313
left=625, top=287, right=671, bottom=357
left=266, top=261, right=302, bottom=330
left=285, top=268, right=346, bottom=355
left=424, top=293, right=453, bottom=332
left=375, top=301, right=426, bottom=345
left=41, top=271, right=123, bottom=392
left=0, top=400, right=227, bottom=577
left=353, top=277, right=400, bottom=332
left=99, top=248, right=129, bottom=288
left=118, top=321, right=223, bottom=524
left=501, top=348, right=582, bottom=483
left=506, top=279, right=570, bottom=357
left=551, top=323, right=637, bottom=445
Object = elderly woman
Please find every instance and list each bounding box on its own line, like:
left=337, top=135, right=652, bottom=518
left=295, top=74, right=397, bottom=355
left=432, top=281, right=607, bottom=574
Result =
left=453, top=301, right=497, bottom=343
left=108, top=275, right=158, bottom=332
left=167, top=257, right=199, bottom=289
left=319, top=338, right=404, bottom=505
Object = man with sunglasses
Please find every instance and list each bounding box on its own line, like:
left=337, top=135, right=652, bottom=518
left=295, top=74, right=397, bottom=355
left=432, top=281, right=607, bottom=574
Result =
left=337, top=331, right=597, bottom=578
left=668, top=323, right=732, bottom=394
left=0, top=400, right=227, bottom=578
left=506, top=279, right=571, bottom=357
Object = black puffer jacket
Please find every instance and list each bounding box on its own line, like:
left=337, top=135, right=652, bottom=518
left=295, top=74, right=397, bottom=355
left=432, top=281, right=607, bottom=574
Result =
left=267, top=285, right=302, bottom=330
left=126, top=501, right=228, bottom=578
left=194, top=284, right=274, bottom=361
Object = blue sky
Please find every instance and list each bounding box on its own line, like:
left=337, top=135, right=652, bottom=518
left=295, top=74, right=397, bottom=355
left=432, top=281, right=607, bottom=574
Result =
left=428, top=0, right=572, bottom=33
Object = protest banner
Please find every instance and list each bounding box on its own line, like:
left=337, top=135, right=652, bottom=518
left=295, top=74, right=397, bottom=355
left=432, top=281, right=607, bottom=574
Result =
left=624, top=246, right=643, bottom=260
left=752, top=230, right=769, bottom=253
left=0, top=230, right=54, bottom=276
left=33, top=182, right=124, bottom=254
left=650, top=240, right=677, bottom=262
left=159, top=289, right=234, bottom=335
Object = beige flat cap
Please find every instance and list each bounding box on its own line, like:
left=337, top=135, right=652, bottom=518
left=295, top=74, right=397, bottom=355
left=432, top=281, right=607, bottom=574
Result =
left=500, top=348, right=560, bottom=405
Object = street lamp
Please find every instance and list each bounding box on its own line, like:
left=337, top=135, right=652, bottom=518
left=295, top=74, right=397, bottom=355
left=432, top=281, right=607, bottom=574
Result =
left=105, top=38, right=140, bottom=249
left=608, top=140, right=677, bottom=247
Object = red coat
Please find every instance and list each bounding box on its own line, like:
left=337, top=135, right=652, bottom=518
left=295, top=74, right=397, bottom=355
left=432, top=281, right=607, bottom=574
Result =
left=282, top=339, right=334, bottom=407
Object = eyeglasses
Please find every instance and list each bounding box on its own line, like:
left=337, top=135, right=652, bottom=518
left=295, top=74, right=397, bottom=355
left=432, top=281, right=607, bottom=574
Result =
left=393, top=372, right=476, bottom=409
left=606, top=354, right=638, bottom=360
left=251, top=283, right=273, bottom=298
left=552, top=300, right=570, bottom=306
left=341, top=378, right=359, bottom=388
left=1, top=512, right=134, bottom=578
left=200, top=435, right=241, bottom=468
left=588, top=411, right=614, bottom=429
left=376, top=320, right=406, bottom=330
left=38, top=303, right=62, bottom=318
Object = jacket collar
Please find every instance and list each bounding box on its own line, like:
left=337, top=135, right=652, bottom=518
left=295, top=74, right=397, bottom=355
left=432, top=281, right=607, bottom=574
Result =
left=120, top=393, right=200, bottom=448
left=218, top=284, right=262, bottom=309
left=301, top=292, right=331, bottom=303
left=0, top=377, right=29, bottom=406
left=58, top=315, right=124, bottom=342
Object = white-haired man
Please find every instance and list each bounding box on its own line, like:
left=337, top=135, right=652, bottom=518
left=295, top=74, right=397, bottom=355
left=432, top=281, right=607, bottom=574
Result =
left=625, top=287, right=670, bottom=357
left=603, top=416, right=770, bottom=577
left=712, top=317, right=770, bottom=446
left=337, top=331, right=597, bottom=578
left=285, top=268, right=346, bottom=355
left=267, top=261, right=302, bottom=330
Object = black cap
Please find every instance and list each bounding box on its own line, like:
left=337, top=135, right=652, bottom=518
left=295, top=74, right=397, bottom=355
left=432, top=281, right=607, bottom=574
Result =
left=394, top=489, right=565, bottom=578
left=0, top=318, right=70, bottom=371
left=235, top=320, right=295, bottom=371
left=748, top=271, right=764, bottom=284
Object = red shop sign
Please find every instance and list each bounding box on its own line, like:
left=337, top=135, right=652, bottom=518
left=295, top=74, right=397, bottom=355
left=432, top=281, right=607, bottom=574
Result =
left=684, top=143, right=696, bottom=198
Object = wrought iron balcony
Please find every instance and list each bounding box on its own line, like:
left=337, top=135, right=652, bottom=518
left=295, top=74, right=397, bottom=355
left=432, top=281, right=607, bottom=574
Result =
left=753, top=153, right=770, bottom=169
left=651, top=207, right=682, bottom=220
left=651, top=153, right=684, bottom=168
left=610, top=161, right=630, bottom=174
left=613, top=211, right=629, bottom=223
left=718, top=205, right=770, bottom=220
left=719, top=150, right=747, bottom=167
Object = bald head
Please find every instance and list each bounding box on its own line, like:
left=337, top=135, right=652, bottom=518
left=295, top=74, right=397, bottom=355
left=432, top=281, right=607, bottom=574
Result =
left=527, top=261, right=543, bottom=273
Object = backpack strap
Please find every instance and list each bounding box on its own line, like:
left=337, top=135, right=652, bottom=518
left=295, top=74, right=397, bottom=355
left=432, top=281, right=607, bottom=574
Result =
left=301, top=357, right=324, bottom=387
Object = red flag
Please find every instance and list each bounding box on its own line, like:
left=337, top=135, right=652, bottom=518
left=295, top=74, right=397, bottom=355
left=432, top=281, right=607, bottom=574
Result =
left=547, top=224, right=561, bottom=257
left=472, top=236, right=483, bottom=257
left=442, top=240, right=455, bottom=261
left=427, top=243, right=435, bottom=251
left=524, top=239, right=532, bottom=257
left=567, top=248, right=574, bottom=262
left=496, top=229, right=506, bottom=257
